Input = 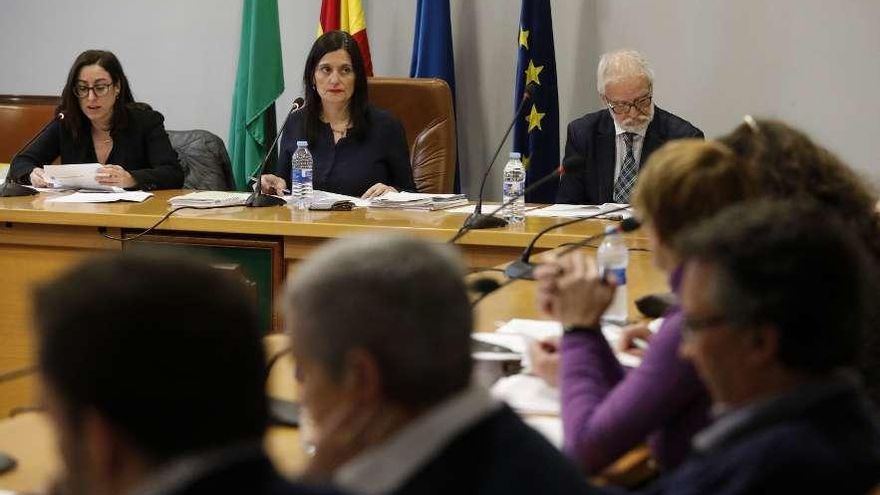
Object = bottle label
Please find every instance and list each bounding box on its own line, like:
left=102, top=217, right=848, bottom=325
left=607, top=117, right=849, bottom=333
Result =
left=503, top=181, right=523, bottom=197
left=603, top=266, right=627, bottom=285
left=292, top=168, right=312, bottom=183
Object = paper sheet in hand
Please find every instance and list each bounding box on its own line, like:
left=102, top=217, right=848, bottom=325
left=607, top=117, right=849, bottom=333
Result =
left=527, top=203, right=633, bottom=220
left=44, top=163, right=122, bottom=192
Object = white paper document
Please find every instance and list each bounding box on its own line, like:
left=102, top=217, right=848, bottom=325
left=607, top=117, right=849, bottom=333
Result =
left=527, top=203, right=633, bottom=220
left=45, top=191, right=153, bottom=203
left=168, top=191, right=251, bottom=207
left=369, top=191, right=468, bottom=210
left=43, top=163, right=123, bottom=192
left=311, top=190, right=370, bottom=208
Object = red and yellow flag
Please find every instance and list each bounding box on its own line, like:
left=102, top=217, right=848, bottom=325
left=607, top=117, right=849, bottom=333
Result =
left=318, top=0, right=374, bottom=76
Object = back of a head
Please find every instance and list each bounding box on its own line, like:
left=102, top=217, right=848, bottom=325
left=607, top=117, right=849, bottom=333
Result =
left=632, top=139, right=758, bottom=244
left=285, top=235, right=473, bottom=410
left=719, top=118, right=880, bottom=262
left=35, top=253, right=267, bottom=462
left=677, top=200, right=873, bottom=373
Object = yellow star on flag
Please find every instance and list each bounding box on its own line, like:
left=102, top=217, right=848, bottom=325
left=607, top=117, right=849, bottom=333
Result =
left=522, top=155, right=531, bottom=170
left=524, top=60, right=544, bottom=86
left=519, top=28, right=529, bottom=49
left=526, top=104, right=545, bottom=132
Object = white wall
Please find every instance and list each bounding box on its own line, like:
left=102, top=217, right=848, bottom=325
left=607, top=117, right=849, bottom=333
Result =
left=2, top=0, right=878, bottom=199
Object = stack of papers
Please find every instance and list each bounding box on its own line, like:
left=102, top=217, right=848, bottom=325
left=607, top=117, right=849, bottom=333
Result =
left=168, top=191, right=251, bottom=208
left=45, top=191, right=153, bottom=203
left=370, top=191, right=468, bottom=210
left=527, top=203, right=633, bottom=220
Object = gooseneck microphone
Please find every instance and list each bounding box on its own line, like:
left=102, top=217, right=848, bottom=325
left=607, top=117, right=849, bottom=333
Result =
left=448, top=154, right=582, bottom=243
left=504, top=204, right=632, bottom=280
left=464, top=82, right=538, bottom=231
left=246, top=97, right=305, bottom=208
left=1, top=111, right=65, bottom=198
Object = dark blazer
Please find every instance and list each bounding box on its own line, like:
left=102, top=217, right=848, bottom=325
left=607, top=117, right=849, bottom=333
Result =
left=556, top=107, right=703, bottom=205
left=391, top=405, right=594, bottom=495
left=10, top=104, right=184, bottom=190
left=275, top=105, right=415, bottom=197
left=166, top=453, right=342, bottom=495
left=629, top=382, right=880, bottom=495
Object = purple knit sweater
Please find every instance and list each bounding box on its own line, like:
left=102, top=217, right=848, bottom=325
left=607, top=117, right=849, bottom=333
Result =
left=559, top=267, right=711, bottom=473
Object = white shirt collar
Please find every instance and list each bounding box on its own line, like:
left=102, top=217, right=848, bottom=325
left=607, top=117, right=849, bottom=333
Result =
left=333, top=386, right=501, bottom=495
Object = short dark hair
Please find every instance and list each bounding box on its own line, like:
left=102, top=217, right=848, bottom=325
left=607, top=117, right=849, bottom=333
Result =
left=677, top=200, right=874, bottom=373
left=35, top=253, right=267, bottom=462
left=302, top=31, right=370, bottom=144
left=59, top=50, right=136, bottom=141
left=285, top=235, right=473, bottom=409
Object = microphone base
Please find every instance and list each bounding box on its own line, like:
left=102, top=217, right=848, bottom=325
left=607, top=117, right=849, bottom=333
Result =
left=464, top=213, right=508, bottom=230
left=0, top=182, right=38, bottom=198
left=245, top=192, right=287, bottom=208
left=504, top=260, right=536, bottom=280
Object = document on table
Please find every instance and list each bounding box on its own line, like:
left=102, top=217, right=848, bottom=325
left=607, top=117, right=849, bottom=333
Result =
left=43, top=163, right=123, bottom=192
left=45, top=191, right=153, bottom=203
left=527, top=203, right=633, bottom=220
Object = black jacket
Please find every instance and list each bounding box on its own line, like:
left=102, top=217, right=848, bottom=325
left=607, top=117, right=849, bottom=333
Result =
left=10, top=104, right=184, bottom=190
left=556, top=107, right=703, bottom=205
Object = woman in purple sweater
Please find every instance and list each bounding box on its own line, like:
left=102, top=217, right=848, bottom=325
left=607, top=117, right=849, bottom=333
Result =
left=533, top=140, right=757, bottom=474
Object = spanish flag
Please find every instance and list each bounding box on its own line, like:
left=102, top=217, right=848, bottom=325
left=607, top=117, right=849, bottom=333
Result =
left=318, top=0, right=374, bottom=76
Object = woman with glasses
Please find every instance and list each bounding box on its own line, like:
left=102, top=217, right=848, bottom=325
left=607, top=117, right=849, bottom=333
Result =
left=260, top=31, right=414, bottom=199
left=532, top=140, right=758, bottom=475
left=10, top=50, right=183, bottom=190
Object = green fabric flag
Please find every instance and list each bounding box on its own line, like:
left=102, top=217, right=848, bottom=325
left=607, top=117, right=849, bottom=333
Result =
left=228, top=0, right=284, bottom=190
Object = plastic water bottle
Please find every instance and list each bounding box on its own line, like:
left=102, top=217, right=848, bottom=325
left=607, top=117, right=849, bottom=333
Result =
left=290, top=140, right=313, bottom=210
left=502, top=152, right=525, bottom=224
left=597, top=226, right=629, bottom=323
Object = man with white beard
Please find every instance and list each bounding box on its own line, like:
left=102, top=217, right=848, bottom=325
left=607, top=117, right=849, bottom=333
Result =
left=556, top=50, right=703, bottom=205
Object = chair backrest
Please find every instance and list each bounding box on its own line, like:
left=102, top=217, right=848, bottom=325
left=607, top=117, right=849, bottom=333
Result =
left=0, top=95, right=61, bottom=163
left=367, top=77, right=456, bottom=193
left=167, top=129, right=236, bottom=191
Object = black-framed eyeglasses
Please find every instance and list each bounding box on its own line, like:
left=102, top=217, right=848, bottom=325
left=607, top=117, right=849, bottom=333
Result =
left=605, top=93, right=653, bottom=115
left=73, top=83, right=113, bottom=99
left=681, top=313, right=728, bottom=339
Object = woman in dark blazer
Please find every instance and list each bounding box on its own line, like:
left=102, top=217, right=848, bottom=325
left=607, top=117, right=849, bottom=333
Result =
left=10, top=50, right=183, bottom=191
left=260, top=31, right=415, bottom=199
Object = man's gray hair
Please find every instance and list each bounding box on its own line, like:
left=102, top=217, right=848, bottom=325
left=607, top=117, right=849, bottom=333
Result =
left=597, top=49, right=655, bottom=94
left=284, top=234, right=473, bottom=408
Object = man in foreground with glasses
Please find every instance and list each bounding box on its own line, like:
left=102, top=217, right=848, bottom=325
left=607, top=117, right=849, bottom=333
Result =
left=557, top=49, right=702, bottom=206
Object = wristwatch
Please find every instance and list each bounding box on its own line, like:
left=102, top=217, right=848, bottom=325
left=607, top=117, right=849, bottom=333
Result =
left=562, top=324, right=602, bottom=334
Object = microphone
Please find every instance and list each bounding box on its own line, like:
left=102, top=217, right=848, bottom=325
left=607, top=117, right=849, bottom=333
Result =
left=246, top=97, right=305, bottom=208
left=1, top=111, right=65, bottom=198
left=448, top=154, right=582, bottom=243
left=504, top=204, right=632, bottom=280
left=464, top=82, right=538, bottom=230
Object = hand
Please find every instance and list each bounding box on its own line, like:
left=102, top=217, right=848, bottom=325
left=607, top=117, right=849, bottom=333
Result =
left=528, top=336, right=561, bottom=387
left=29, top=167, right=50, bottom=187
left=616, top=322, right=653, bottom=357
left=554, top=253, right=616, bottom=328
left=96, top=164, right=135, bottom=188
left=534, top=259, right=563, bottom=319
left=361, top=183, right=397, bottom=199
left=260, top=174, right=287, bottom=195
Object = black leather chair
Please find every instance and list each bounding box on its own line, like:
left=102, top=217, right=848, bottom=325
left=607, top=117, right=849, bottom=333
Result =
left=167, top=129, right=235, bottom=191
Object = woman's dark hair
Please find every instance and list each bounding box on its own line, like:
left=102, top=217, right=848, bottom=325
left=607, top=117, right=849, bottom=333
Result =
left=59, top=50, right=136, bottom=141
left=302, top=31, right=370, bottom=145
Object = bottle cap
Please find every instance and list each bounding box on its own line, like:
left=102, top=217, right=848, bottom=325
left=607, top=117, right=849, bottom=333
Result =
left=296, top=140, right=308, bottom=147
left=509, top=152, right=521, bottom=159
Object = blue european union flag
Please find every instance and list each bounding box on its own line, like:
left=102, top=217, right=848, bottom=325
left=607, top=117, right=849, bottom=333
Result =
left=512, top=0, right=559, bottom=203
left=410, top=0, right=460, bottom=192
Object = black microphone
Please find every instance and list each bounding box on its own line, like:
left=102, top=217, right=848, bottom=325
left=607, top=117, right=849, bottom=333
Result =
left=246, top=97, right=305, bottom=208
left=504, top=204, right=632, bottom=280
left=1, top=111, right=65, bottom=198
left=448, top=154, right=581, bottom=243
left=463, top=82, right=538, bottom=230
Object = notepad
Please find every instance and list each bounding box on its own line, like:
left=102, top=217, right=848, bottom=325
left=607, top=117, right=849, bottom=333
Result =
left=168, top=191, right=251, bottom=208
